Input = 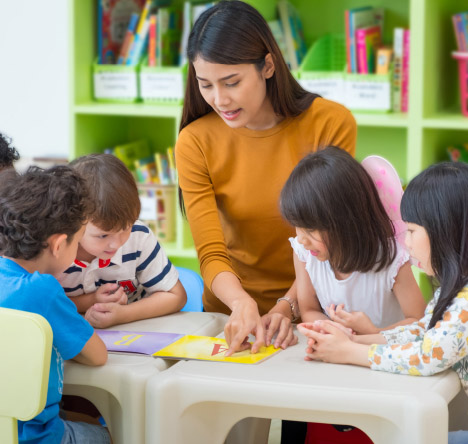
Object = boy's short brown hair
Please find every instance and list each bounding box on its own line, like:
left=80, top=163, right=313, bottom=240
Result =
left=69, top=153, right=141, bottom=231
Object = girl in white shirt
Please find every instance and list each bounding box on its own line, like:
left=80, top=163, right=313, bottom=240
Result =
left=280, top=146, right=426, bottom=334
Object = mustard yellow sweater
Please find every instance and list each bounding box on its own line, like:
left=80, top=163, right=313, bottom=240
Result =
left=176, top=98, right=356, bottom=315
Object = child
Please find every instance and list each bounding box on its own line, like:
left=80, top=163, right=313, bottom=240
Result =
left=0, top=132, right=19, bottom=170
left=280, top=146, right=426, bottom=334
left=298, top=161, right=468, bottom=444
left=0, top=165, right=110, bottom=444
left=59, top=153, right=186, bottom=328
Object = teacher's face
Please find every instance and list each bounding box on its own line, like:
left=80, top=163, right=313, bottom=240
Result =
left=193, top=55, right=278, bottom=131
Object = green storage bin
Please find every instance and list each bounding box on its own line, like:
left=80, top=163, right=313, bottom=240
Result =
left=298, top=34, right=393, bottom=113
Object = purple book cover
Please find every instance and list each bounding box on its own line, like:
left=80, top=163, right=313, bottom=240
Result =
left=96, top=330, right=184, bottom=355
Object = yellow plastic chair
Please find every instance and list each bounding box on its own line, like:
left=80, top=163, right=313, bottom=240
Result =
left=0, top=307, right=52, bottom=444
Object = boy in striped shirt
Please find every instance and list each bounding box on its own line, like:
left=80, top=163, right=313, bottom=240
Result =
left=58, top=154, right=186, bottom=328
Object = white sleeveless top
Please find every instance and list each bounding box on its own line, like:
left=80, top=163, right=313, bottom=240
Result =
left=290, top=237, right=409, bottom=328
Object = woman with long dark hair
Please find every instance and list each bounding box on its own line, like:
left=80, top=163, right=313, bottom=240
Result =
left=176, top=0, right=356, bottom=355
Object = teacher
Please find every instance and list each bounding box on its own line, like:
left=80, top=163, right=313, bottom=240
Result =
left=175, top=0, right=356, bottom=355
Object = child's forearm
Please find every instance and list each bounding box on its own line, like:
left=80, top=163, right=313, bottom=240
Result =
left=117, top=290, right=186, bottom=324
left=376, top=317, right=420, bottom=332
left=353, top=333, right=387, bottom=345
left=343, top=342, right=372, bottom=367
left=70, top=292, right=97, bottom=313
left=301, top=309, right=328, bottom=324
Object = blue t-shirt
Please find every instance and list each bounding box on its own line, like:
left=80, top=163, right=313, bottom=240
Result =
left=0, top=257, right=93, bottom=444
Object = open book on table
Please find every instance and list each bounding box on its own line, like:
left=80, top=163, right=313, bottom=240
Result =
left=96, top=330, right=281, bottom=364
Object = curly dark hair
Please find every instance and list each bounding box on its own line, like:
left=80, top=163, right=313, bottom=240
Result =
left=0, top=133, right=20, bottom=170
left=0, top=165, right=93, bottom=260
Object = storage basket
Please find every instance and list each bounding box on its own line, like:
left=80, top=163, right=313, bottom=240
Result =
left=297, top=34, right=392, bottom=112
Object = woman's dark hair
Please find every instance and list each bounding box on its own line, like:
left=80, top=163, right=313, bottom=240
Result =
left=280, top=146, right=396, bottom=274
left=180, top=0, right=318, bottom=132
left=401, top=162, right=468, bottom=329
left=69, top=154, right=141, bottom=232
left=0, top=165, right=93, bottom=260
left=0, top=132, right=19, bottom=170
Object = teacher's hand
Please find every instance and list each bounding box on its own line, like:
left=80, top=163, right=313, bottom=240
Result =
left=224, top=298, right=265, bottom=356
left=261, top=312, right=298, bottom=349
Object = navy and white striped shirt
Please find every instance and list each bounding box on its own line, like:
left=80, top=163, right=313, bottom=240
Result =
left=58, top=221, right=178, bottom=303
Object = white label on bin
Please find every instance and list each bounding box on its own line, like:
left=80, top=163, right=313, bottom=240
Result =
left=139, top=196, right=157, bottom=220
left=345, top=80, right=391, bottom=111
left=140, top=72, right=184, bottom=100
left=94, top=72, right=138, bottom=99
left=299, top=78, right=345, bottom=105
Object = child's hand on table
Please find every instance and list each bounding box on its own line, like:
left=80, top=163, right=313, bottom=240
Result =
left=261, top=312, right=298, bottom=349
left=327, top=304, right=378, bottom=334
left=298, top=320, right=354, bottom=361
left=297, top=321, right=355, bottom=363
left=95, top=283, right=128, bottom=305
left=85, top=302, right=123, bottom=328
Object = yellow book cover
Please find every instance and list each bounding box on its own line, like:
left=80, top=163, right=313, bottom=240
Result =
left=152, top=335, right=281, bottom=364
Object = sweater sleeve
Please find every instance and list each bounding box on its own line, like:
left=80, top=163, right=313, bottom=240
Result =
left=326, top=105, right=357, bottom=157
left=369, top=288, right=468, bottom=376
left=175, top=127, right=239, bottom=289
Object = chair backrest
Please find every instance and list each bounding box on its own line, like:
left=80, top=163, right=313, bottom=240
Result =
left=176, top=267, right=204, bottom=312
left=0, top=307, right=52, bottom=444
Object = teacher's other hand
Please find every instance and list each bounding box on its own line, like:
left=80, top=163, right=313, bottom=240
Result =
left=261, top=312, right=298, bottom=349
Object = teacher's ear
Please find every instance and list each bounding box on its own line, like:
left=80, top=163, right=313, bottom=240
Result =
left=263, top=53, right=275, bottom=79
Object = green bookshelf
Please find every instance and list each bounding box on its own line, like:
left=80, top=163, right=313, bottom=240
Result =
left=70, top=0, right=468, bottom=289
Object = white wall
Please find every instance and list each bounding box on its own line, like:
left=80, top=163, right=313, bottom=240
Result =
left=0, top=0, right=69, bottom=159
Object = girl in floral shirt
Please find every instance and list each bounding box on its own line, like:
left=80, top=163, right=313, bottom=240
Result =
left=298, top=161, right=468, bottom=443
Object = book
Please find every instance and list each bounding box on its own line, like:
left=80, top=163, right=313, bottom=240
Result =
left=452, top=14, right=465, bottom=51
left=277, top=0, right=307, bottom=70
left=376, top=47, right=393, bottom=75
left=97, top=330, right=184, bottom=355
left=392, top=28, right=404, bottom=112
left=401, top=29, right=410, bottom=113
left=268, top=20, right=289, bottom=66
left=154, top=152, right=171, bottom=184
left=98, top=0, right=146, bottom=64
left=346, top=7, right=384, bottom=73
left=127, top=17, right=151, bottom=66
left=148, top=14, right=157, bottom=67
left=113, top=139, right=151, bottom=171
left=96, top=330, right=281, bottom=364
left=355, top=25, right=381, bottom=74
left=152, top=335, right=281, bottom=364
left=117, top=13, right=139, bottom=64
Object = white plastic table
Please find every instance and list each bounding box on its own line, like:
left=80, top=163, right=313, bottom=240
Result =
left=146, top=332, right=466, bottom=444
left=63, top=311, right=228, bottom=444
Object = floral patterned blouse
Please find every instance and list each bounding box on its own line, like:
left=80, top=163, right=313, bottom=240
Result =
left=369, top=287, right=468, bottom=392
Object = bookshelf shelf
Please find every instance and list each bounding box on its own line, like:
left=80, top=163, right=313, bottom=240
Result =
left=74, top=103, right=183, bottom=118
left=353, top=112, right=409, bottom=128
left=70, top=0, right=468, bottom=281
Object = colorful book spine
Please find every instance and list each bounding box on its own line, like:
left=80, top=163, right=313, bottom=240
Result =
left=148, top=14, right=157, bottom=67
left=462, top=13, right=468, bottom=52
left=356, top=25, right=381, bottom=74
left=117, top=13, right=139, bottom=65
left=345, top=9, right=352, bottom=73
left=401, top=29, right=410, bottom=113
left=392, top=28, right=404, bottom=112
left=376, top=47, right=393, bottom=75
left=166, top=147, right=177, bottom=184
left=128, top=17, right=150, bottom=66
left=126, top=0, right=153, bottom=66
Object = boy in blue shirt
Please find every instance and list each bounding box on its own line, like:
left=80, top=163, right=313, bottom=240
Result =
left=0, top=166, right=110, bottom=444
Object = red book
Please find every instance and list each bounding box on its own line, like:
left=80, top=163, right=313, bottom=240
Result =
left=148, top=14, right=157, bottom=67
